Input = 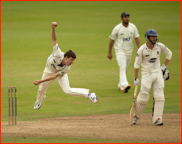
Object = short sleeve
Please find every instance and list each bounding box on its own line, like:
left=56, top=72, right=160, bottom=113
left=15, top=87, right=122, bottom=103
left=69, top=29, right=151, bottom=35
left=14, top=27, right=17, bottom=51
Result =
left=53, top=43, right=60, bottom=53
left=109, top=26, right=118, bottom=40
left=134, top=47, right=143, bottom=69
left=159, top=43, right=172, bottom=60
left=133, top=25, right=139, bottom=38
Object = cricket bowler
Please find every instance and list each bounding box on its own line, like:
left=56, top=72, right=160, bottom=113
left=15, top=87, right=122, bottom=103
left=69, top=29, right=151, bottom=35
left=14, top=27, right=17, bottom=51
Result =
left=33, top=22, right=97, bottom=110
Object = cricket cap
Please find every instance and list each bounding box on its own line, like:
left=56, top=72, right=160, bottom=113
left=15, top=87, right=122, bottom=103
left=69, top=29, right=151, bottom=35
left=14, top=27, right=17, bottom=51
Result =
left=121, top=12, right=130, bottom=18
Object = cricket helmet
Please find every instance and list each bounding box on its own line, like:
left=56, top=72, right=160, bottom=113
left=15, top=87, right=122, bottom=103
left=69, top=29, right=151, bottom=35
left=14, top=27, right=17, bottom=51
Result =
left=145, top=29, right=159, bottom=44
left=145, top=29, right=159, bottom=37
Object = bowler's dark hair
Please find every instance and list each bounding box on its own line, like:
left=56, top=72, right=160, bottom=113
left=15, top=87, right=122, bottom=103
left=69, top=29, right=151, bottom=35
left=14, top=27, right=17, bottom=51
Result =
left=64, top=50, right=76, bottom=59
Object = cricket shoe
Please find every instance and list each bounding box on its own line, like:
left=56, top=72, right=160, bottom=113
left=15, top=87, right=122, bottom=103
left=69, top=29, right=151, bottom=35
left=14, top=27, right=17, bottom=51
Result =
left=133, top=115, right=138, bottom=125
left=118, top=84, right=131, bottom=93
left=34, top=96, right=46, bottom=110
left=124, top=84, right=131, bottom=93
left=153, top=117, right=163, bottom=126
left=88, top=93, right=97, bottom=103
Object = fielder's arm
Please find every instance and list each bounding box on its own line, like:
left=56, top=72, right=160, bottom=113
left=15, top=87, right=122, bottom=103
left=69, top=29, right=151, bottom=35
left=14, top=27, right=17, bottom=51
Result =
left=34, top=72, right=61, bottom=85
left=135, top=37, right=140, bottom=51
left=107, top=39, right=115, bottom=60
left=51, top=22, right=58, bottom=46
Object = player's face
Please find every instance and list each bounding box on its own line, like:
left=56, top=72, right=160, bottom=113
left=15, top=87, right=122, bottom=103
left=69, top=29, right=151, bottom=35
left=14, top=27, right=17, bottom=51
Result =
left=65, top=57, right=75, bottom=66
left=122, top=15, right=130, bottom=25
left=149, top=36, right=157, bottom=44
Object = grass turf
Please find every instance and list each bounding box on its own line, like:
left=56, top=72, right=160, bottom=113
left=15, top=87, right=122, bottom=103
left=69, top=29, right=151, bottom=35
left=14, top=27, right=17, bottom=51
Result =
left=1, top=1, right=181, bottom=143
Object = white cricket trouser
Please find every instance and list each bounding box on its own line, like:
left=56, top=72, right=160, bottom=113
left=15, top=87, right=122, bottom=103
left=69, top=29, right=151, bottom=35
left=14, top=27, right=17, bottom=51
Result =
left=36, top=72, right=89, bottom=102
left=134, top=70, right=165, bottom=122
left=116, top=54, right=131, bottom=90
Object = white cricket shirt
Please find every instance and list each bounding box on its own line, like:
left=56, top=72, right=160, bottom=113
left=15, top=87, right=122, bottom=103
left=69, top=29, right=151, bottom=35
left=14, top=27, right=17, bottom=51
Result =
left=43, top=44, right=70, bottom=76
left=109, top=22, right=139, bottom=55
left=134, top=42, right=172, bottom=73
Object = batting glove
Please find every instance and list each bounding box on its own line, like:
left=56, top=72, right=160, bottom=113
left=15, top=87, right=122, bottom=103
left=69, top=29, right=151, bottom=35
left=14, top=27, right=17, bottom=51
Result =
left=160, top=64, right=166, bottom=72
left=134, top=78, right=139, bottom=86
left=163, top=69, right=169, bottom=80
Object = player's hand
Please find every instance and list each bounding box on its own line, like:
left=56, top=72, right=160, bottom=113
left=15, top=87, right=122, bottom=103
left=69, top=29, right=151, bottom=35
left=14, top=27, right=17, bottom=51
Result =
left=107, top=53, right=112, bottom=60
left=51, top=22, right=58, bottom=28
left=34, top=80, right=40, bottom=85
left=134, top=78, right=139, bottom=86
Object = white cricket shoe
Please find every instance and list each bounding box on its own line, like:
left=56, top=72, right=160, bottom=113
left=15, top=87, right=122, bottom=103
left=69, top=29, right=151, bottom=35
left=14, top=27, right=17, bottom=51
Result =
left=153, top=117, right=163, bottom=126
left=88, top=93, right=97, bottom=103
left=34, top=96, right=46, bottom=110
left=133, top=115, right=138, bottom=125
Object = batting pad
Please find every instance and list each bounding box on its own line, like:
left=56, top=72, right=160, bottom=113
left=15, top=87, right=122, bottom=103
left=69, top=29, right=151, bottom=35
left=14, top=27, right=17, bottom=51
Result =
left=152, top=100, right=165, bottom=123
left=133, top=102, right=146, bottom=119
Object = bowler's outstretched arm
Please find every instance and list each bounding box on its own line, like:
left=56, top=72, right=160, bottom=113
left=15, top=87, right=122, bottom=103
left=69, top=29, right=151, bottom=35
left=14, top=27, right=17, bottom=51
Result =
left=51, top=22, right=58, bottom=46
left=34, top=72, right=61, bottom=85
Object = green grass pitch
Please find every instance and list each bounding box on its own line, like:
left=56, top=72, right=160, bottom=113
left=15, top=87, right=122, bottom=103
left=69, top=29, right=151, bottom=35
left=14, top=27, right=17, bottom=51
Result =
left=1, top=1, right=181, bottom=143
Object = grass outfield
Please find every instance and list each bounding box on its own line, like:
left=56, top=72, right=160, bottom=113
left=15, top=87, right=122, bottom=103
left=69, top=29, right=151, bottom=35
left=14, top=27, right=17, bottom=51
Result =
left=1, top=136, right=157, bottom=143
left=1, top=1, right=181, bottom=143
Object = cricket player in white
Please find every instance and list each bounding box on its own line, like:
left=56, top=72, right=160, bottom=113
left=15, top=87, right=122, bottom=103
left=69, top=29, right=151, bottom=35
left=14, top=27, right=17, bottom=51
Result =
left=108, top=12, right=140, bottom=93
left=33, top=22, right=97, bottom=110
left=133, top=29, right=172, bottom=125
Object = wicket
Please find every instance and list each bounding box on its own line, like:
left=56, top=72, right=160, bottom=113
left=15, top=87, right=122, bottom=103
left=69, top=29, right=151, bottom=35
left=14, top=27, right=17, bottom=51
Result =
left=8, top=86, right=17, bottom=125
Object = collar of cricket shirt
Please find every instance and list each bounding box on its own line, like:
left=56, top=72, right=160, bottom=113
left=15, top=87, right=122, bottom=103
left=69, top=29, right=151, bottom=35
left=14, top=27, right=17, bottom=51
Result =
left=145, top=43, right=157, bottom=51
left=57, top=59, right=66, bottom=67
